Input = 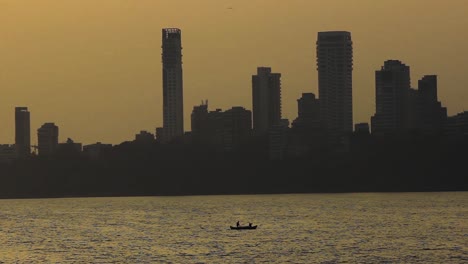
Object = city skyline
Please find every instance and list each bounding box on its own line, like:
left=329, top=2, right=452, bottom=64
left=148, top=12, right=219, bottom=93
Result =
left=1, top=1, right=467, bottom=144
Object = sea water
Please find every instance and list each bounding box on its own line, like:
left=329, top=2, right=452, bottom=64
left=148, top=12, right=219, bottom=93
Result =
left=0, top=193, right=466, bottom=263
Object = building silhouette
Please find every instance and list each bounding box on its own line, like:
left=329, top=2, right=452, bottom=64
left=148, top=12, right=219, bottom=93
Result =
left=135, top=131, right=155, bottom=143
left=415, top=75, right=447, bottom=135
left=191, top=103, right=251, bottom=150
left=57, top=138, right=82, bottom=157
left=371, top=60, right=411, bottom=135
left=290, top=93, right=324, bottom=156
left=158, top=28, right=184, bottom=143
left=191, top=100, right=209, bottom=143
left=371, top=61, right=447, bottom=136
left=190, top=103, right=222, bottom=145
left=354, top=123, right=370, bottom=134
left=0, top=144, right=15, bottom=163
left=15, top=107, right=31, bottom=158
left=83, top=142, right=113, bottom=160
left=252, top=67, right=282, bottom=136
left=223, top=106, right=252, bottom=151
left=37, top=123, right=59, bottom=156
left=269, top=119, right=289, bottom=160
left=291, top=93, right=321, bottom=131
left=317, top=31, right=353, bottom=143
left=444, top=111, right=468, bottom=139
left=351, top=123, right=372, bottom=153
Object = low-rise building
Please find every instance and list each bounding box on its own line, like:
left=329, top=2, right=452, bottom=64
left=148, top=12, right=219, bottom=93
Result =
left=83, top=142, right=113, bottom=160
left=0, top=144, right=16, bottom=163
left=57, top=138, right=82, bottom=157
left=135, top=131, right=155, bottom=143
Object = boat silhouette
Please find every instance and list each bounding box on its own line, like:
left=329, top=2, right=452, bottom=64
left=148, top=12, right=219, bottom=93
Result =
left=230, top=225, right=257, bottom=230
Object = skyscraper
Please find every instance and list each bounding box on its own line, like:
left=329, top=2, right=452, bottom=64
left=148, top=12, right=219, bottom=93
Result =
left=37, top=123, right=59, bottom=156
left=371, top=60, right=411, bottom=135
left=252, top=67, right=282, bottom=136
left=159, top=28, right=184, bottom=143
left=316, top=31, right=353, bottom=142
left=15, top=107, right=30, bottom=158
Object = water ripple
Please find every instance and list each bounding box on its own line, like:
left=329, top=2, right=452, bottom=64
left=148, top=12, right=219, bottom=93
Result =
left=0, top=193, right=466, bottom=263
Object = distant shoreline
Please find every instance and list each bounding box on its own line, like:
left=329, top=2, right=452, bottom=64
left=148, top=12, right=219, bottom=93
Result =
left=1, top=135, right=467, bottom=200
left=1, top=189, right=466, bottom=201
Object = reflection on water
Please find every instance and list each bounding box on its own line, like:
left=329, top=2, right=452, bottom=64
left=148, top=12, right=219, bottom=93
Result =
left=0, top=193, right=466, bottom=263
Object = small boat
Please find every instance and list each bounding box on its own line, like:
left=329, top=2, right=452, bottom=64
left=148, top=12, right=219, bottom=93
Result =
left=230, top=225, right=257, bottom=230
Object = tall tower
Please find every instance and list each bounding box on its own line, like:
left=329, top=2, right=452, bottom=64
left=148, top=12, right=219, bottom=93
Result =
left=15, top=107, right=30, bottom=158
left=317, top=31, right=353, bottom=142
left=161, top=28, right=184, bottom=142
left=252, top=67, right=282, bottom=136
left=371, top=60, right=411, bottom=135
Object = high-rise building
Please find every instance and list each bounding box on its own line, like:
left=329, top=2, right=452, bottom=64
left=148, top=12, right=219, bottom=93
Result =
left=191, top=102, right=222, bottom=145
left=15, top=107, right=31, bottom=158
left=317, top=31, right=353, bottom=142
left=371, top=60, right=411, bottom=135
left=190, top=103, right=251, bottom=150
left=298, top=93, right=319, bottom=118
left=37, top=123, right=59, bottom=156
left=252, top=67, right=281, bottom=136
left=191, top=100, right=209, bottom=142
left=159, top=28, right=184, bottom=143
left=292, top=93, right=320, bottom=129
left=418, top=75, right=438, bottom=103
left=416, top=75, right=447, bottom=135
left=289, top=93, right=324, bottom=156
left=223, top=106, right=252, bottom=150
left=269, top=120, right=289, bottom=160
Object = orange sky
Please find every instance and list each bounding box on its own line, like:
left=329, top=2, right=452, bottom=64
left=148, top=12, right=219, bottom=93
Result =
left=1, top=0, right=467, bottom=144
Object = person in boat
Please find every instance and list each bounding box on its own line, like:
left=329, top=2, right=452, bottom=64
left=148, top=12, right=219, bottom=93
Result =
left=248, top=222, right=252, bottom=227
left=236, top=221, right=240, bottom=227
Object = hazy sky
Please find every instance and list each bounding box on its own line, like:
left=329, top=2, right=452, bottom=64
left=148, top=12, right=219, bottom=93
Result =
left=1, top=0, right=467, bottom=144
